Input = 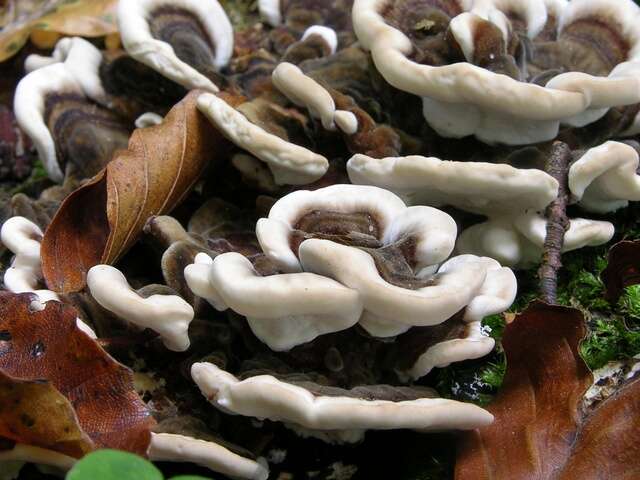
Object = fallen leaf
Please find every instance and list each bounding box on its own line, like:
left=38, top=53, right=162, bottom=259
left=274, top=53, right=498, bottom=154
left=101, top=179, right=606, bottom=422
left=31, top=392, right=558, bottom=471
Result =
left=455, top=301, right=640, bottom=479
left=0, top=0, right=118, bottom=62
left=41, top=91, right=241, bottom=293
left=0, top=371, right=94, bottom=458
left=601, top=240, right=640, bottom=303
left=0, top=292, right=155, bottom=455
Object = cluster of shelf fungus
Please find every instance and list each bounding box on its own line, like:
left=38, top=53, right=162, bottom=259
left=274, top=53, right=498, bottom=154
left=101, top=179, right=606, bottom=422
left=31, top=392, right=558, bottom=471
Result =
left=3, top=0, right=640, bottom=478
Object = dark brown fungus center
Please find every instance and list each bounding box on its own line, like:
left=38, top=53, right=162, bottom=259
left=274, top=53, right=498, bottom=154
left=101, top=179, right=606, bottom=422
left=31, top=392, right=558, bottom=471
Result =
left=291, top=209, right=433, bottom=290
left=383, top=2, right=632, bottom=82
left=44, top=94, right=131, bottom=178
left=149, top=7, right=218, bottom=76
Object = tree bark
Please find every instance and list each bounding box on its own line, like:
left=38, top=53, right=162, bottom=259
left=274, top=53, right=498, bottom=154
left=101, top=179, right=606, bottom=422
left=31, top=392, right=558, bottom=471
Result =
left=538, top=141, right=571, bottom=304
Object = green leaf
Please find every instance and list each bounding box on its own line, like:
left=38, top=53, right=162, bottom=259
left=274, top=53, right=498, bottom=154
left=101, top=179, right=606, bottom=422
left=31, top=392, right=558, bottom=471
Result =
left=66, top=450, right=163, bottom=480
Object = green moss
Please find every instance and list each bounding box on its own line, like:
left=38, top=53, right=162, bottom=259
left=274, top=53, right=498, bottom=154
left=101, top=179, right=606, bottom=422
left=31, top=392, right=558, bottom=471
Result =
left=580, top=315, right=640, bottom=370
left=479, top=360, right=506, bottom=390
left=619, top=284, right=640, bottom=320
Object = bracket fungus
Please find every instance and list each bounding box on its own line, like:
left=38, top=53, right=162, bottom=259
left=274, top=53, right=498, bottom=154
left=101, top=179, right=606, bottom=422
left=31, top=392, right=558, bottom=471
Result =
left=347, top=153, right=559, bottom=215
left=568, top=141, right=640, bottom=214
left=353, top=0, right=640, bottom=144
left=186, top=184, right=516, bottom=352
left=118, top=0, right=234, bottom=92
left=191, top=362, right=493, bottom=444
left=456, top=212, right=615, bottom=268
left=14, top=37, right=130, bottom=182
left=197, top=92, right=329, bottom=185
left=87, top=265, right=194, bottom=352
left=147, top=433, right=269, bottom=480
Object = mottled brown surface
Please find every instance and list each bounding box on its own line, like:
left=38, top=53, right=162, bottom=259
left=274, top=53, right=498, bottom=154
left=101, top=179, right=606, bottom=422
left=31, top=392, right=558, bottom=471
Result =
left=0, top=292, right=155, bottom=455
left=45, top=93, right=131, bottom=178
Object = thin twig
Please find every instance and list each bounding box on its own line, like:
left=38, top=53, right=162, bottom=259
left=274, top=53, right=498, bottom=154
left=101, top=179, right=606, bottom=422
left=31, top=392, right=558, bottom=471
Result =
left=538, top=141, right=571, bottom=304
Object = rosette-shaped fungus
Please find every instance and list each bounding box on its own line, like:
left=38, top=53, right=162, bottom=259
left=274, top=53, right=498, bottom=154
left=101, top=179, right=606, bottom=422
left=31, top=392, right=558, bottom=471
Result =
left=117, top=0, right=234, bottom=92
left=353, top=0, right=640, bottom=144
left=187, top=184, right=515, bottom=348
left=14, top=37, right=130, bottom=181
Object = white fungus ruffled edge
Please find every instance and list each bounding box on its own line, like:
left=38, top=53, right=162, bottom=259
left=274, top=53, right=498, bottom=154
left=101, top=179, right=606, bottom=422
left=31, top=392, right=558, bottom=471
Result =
left=191, top=362, right=494, bottom=443
left=352, top=0, right=640, bottom=145
left=347, top=153, right=559, bottom=215
left=197, top=92, right=329, bottom=185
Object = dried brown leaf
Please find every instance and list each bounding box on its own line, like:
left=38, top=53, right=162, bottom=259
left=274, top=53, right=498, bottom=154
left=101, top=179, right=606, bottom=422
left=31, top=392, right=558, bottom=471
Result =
left=455, top=301, right=640, bottom=479
left=0, top=292, right=155, bottom=455
left=0, top=371, right=94, bottom=458
left=41, top=91, right=242, bottom=293
left=0, top=0, right=118, bottom=62
left=601, top=240, right=640, bottom=303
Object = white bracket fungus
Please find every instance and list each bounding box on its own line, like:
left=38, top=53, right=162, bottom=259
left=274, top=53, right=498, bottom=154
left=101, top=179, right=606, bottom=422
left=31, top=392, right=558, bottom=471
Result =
left=302, top=26, right=339, bottom=55
left=258, top=0, right=282, bottom=27
left=347, top=153, right=559, bottom=215
left=353, top=0, right=640, bottom=145
left=457, top=213, right=615, bottom=268
left=186, top=185, right=516, bottom=357
left=15, top=37, right=114, bottom=182
left=14, top=63, right=82, bottom=182
left=134, top=112, right=164, bottom=129
left=272, top=62, right=358, bottom=134
left=568, top=141, right=640, bottom=214
left=1, top=217, right=96, bottom=337
left=87, top=265, right=194, bottom=351
left=197, top=92, right=329, bottom=185
left=148, top=433, right=269, bottom=480
left=191, top=362, right=493, bottom=443
left=0, top=445, right=75, bottom=473
left=117, top=0, right=234, bottom=92
left=24, top=37, right=108, bottom=105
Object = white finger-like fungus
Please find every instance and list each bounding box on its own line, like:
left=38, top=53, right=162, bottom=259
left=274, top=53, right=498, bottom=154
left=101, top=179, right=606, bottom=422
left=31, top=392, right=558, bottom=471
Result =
left=147, top=433, right=269, bottom=480
left=568, top=141, right=640, bottom=213
left=347, top=153, right=558, bottom=215
left=185, top=252, right=363, bottom=351
left=272, top=62, right=358, bottom=134
left=197, top=93, right=329, bottom=185
left=117, top=0, right=234, bottom=92
left=87, top=265, right=194, bottom=351
left=353, top=0, right=640, bottom=145
left=191, top=362, right=494, bottom=441
left=457, top=213, right=615, bottom=268
left=1, top=217, right=97, bottom=337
